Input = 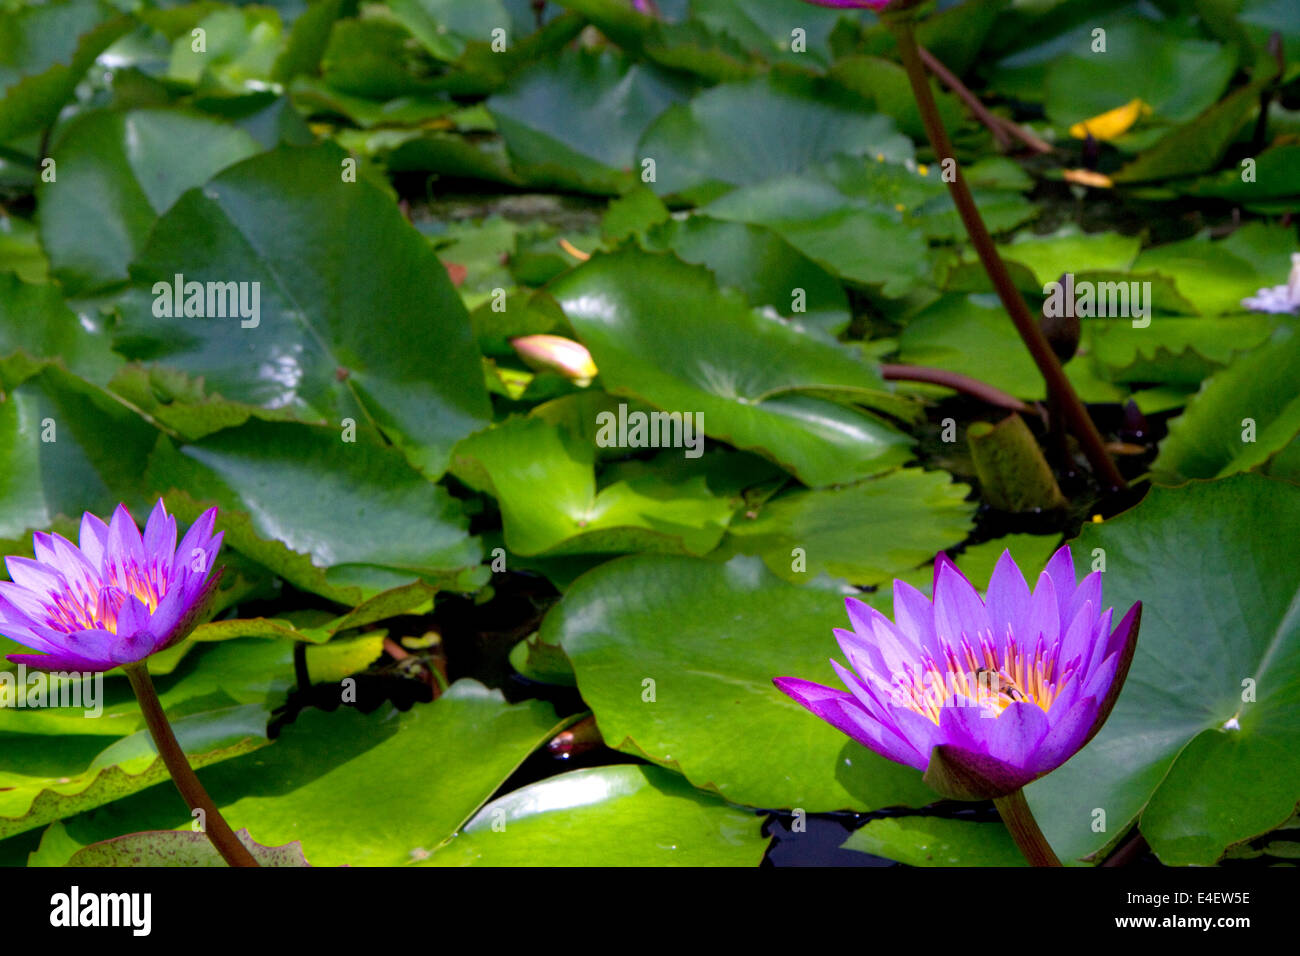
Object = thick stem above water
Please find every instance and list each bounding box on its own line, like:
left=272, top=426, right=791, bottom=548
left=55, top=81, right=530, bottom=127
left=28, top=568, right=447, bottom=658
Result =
left=994, top=788, right=1063, bottom=867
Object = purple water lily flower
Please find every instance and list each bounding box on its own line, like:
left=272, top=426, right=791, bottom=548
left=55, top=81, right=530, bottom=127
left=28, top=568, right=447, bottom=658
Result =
left=0, top=501, right=224, bottom=672
left=775, top=546, right=1141, bottom=800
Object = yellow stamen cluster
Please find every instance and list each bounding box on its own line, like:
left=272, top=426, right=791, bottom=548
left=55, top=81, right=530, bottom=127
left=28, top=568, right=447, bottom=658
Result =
left=892, top=633, right=1076, bottom=724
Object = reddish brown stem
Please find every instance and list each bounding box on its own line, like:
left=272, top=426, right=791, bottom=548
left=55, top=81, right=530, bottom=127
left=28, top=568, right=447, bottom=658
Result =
left=880, top=363, right=1030, bottom=413
left=124, top=663, right=258, bottom=867
left=889, top=16, right=1126, bottom=492
left=994, top=789, right=1063, bottom=867
left=917, top=46, right=1053, bottom=154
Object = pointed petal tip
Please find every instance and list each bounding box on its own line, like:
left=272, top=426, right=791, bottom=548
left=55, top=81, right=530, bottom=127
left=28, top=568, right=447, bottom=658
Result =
left=1080, top=601, right=1143, bottom=748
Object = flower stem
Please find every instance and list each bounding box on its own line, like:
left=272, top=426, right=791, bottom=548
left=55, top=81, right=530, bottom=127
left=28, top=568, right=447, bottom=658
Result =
left=880, top=363, right=1030, bottom=413
left=887, top=15, right=1127, bottom=493
left=124, top=662, right=259, bottom=867
left=994, top=788, right=1062, bottom=867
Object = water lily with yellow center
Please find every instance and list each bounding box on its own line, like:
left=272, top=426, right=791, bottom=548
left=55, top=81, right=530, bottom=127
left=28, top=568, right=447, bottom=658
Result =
left=0, top=501, right=224, bottom=672
left=775, top=546, right=1141, bottom=802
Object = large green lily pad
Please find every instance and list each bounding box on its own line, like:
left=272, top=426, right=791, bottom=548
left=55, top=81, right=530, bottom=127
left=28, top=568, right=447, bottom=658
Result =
left=38, top=108, right=261, bottom=294
left=842, top=816, right=1027, bottom=867
left=721, top=467, right=975, bottom=586
left=114, top=143, right=491, bottom=477
left=206, top=680, right=570, bottom=866
left=425, top=765, right=768, bottom=866
left=1027, top=475, right=1300, bottom=865
left=452, top=416, right=734, bottom=557
left=145, top=420, right=483, bottom=598
left=543, top=553, right=937, bottom=812
left=637, top=73, right=911, bottom=203
left=1153, top=325, right=1300, bottom=482
left=547, top=247, right=914, bottom=487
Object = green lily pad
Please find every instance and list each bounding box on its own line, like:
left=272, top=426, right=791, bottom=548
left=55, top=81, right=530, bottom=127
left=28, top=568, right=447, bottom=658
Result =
left=1130, top=223, right=1296, bottom=317
left=995, top=228, right=1143, bottom=287
left=199, top=680, right=570, bottom=866
left=829, top=55, right=965, bottom=142
left=291, top=77, right=455, bottom=129
left=1042, top=18, right=1236, bottom=128
left=0, top=214, right=47, bottom=284
left=643, top=215, right=850, bottom=337
left=37, top=108, right=261, bottom=294
left=1153, top=325, right=1300, bottom=482
left=167, top=6, right=283, bottom=93
left=387, top=0, right=511, bottom=62
left=637, top=73, right=912, bottom=203
left=0, top=703, right=269, bottom=841
left=0, top=364, right=160, bottom=539
left=1027, top=475, right=1300, bottom=865
left=543, top=553, right=937, bottom=812
left=452, top=417, right=734, bottom=557
left=701, top=167, right=931, bottom=294
left=486, top=48, right=690, bottom=194
left=0, top=0, right=130, bottom=142
left=895, top=294, right=1125, bottom=403
left=0, top=273, right=120, bottom=383
left=1112, top=76, right=1269, bottom=183
left=698, top=155, right=1030, bottom=293
left=721, top=468, right=975, bottom=586
left=145, top=420, right=483, bottom=599
left=1181, top=145, right=1300, bottom=205
left=192, top=580, right=436, bottom=645
left=67, top=827, right=310, bottom=866
left=690, top=0, right=843, bottom=68
left=1089, top=315, right=1279, bottom=386
left=841, top=816, right=1027, bottom=867
left=425, top=764, right=768, bottom=866
left=319, top=16, right=440, bottom=100
left=548, top=248, right=914, bottom=487
left=114, top=143, right=491, bottom=477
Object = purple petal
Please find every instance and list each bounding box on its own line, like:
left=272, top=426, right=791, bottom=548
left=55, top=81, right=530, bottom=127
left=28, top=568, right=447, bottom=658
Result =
left=942, top=698, right=1050, bottom=768
left=1059, top=600, right=1097, bottom=676
left=24, top=625, right=122, bottom=671
left=1081, top=602, right=1141, bottom=745
left=892, top=578, right=937, bottom=652
left=828, top=663, right=931, bottom=767
left=984, top=549, right=1031, bottom=644
left=1028, top=694, right=1099, bottom=775
left=0, top=580, right=50, bottom=623
left=1043, top=545, right=1077, bottom=624
left=831, top=658, right=894, bottom=721
left=844, top=599, right=918, bottom=675
left=7, top=649, right=115, bottom=672
left=1022, top=571, right=1060, bottom=647
left=45, top=533, right=102, bottom=601
left=1084, top=605, right=1115, bottom=677
left=79, top=512, right=110, bottom=571
left=773, top=676, right=928, bottom=770
left=142, top=499, right=178, bottom=569
left=4, top=556, right=66, bottom=597
left=172, top=508, right=218, bottom=581
left=1068, top=569, right=1102, bottom=630
left=933, top=559, right=991, bottom=645
left=117, top=592, right=151, bottom=634
left=105, top=503, right=146, bottom=589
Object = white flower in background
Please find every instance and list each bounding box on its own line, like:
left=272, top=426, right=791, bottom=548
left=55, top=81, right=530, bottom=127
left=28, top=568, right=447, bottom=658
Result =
left=1242, top=253, right=1300, bottom=314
